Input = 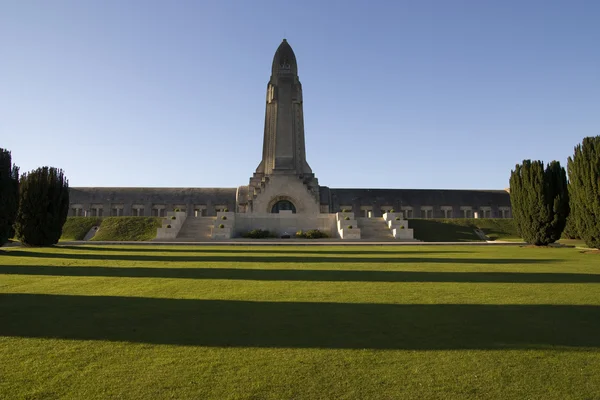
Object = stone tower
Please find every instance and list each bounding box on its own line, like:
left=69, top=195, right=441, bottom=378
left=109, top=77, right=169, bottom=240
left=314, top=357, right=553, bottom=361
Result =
left=237, top=39, right=320, bottom=214
left=256, top=39, right=312, bottom=176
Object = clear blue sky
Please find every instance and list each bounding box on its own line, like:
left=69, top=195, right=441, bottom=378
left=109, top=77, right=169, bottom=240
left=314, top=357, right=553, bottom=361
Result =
left=1, top=0, right=598, bottom=189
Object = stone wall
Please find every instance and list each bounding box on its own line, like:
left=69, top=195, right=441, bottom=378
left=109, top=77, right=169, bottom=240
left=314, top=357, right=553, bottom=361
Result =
left=235, top=211, right=336, bottom=237
left=69, top=188, right=237, bottom=217
left=321, top=187, right=512, bottom=218
left=69, top=186, right=512, bottom=219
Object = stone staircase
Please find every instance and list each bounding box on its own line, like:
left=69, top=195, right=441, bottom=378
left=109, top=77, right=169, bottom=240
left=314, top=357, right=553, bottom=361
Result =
left=356, top=217, right=394, bottom=240
left=176, top=217, right=216, bottom=241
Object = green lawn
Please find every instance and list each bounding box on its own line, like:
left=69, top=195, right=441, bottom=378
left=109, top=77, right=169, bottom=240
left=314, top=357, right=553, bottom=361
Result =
left=1, top=245, right=599, bottom=399
left=557, top=238, right=590, bottom=248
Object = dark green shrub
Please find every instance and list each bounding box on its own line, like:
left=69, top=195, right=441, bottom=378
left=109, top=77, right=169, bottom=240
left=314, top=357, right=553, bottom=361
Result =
left=224, top=208, right=229, bottom=212
left=341, top=209, right=349, bottom=213
left=241, top=229, right=276, bottom=239
left=304, top=229, right=329, bottom=239
left=166, top=224, right=172, bottom=228
left=221, top=216, right=227, bottom=220
left=171, top=216, right=176, bottom=220
left=344, top=216, right=350, bottom=220
left=295, top=229, right=329, bottom=239
left=347, top=225, right=353, bottom=229
left=174, top=208, right=180, bottom=212
left=400, top=225, right=405, bottom=229
left=395, top=217, right=400, bottom=221
left=390, top=209, right=395, bottom=213
left=509, top=160, right=569, bottom=245
left=296, top=229, right=329, bottom=239
left=0, top=148, right=19, bottom=245
left=15, top=167, right=69, bottom=246
left=568, top=136, right=600, bottom=249
left=218, top=224, right=224, bottom=229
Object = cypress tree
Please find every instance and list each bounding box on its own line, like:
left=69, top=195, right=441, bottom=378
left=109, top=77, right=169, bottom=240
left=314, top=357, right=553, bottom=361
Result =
left=562, top=214, right=581, bottom=240
left=567, top=136, right=600, bottom=249
left=544, top=161, right=570, bottom=243
left=0, top=148, right=19, bottom=245
left=15, top=167, right=70, bottom=247
left=509, top=160, right=569, bottom=245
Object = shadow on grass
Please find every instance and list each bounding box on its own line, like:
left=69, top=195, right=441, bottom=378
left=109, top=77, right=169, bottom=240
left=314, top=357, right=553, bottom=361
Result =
left=1, top=294, right=598, bottom=349
left=56, top=246, right=471, bottom=255
left=3, top=251, right=556, bottom=264
left=0, top=265, right=597, bottom=283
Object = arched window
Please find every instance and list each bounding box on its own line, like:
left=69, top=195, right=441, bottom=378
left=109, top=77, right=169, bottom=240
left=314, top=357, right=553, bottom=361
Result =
left=271, top=200, right=296, bottom=214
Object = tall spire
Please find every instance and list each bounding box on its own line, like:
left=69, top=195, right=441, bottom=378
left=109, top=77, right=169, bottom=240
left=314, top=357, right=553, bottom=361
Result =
left=256, top=39, right=312, bottom=176
left=239, top=39, right=320, bottom=214
left=270, top=38, right=298, bottom=78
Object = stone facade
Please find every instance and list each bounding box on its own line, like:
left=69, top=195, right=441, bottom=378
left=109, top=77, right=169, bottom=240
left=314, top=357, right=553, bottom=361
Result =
left=68, top=39, right=512, bottom=232
left=69, top=186, right=511, bottom=219
left=321, top=188, right=511, bottom=219
left=68, top=187, right=236, bottom=218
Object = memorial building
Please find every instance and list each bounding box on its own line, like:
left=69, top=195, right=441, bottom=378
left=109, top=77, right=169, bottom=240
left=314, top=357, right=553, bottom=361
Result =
left=69, top=39, right=511, bottom=239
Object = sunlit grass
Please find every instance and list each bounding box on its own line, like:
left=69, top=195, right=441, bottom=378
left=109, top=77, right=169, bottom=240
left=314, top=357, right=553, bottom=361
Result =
left=1, top=245, right=599, bottom=399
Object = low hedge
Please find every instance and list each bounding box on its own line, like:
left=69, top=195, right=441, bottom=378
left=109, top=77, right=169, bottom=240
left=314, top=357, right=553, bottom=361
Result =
left=241, top=229, right=277, bottom=239
left=295, top=229, right=329, bottom=239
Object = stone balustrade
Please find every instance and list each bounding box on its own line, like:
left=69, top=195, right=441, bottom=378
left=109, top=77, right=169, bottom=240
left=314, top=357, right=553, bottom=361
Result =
left=212, top=212, right=236, bottom=239
left=383, top=212, right=414, bottom=240
left=336, top=212, right=361, bottom=239
left=156, top=211, right=188, bottom=239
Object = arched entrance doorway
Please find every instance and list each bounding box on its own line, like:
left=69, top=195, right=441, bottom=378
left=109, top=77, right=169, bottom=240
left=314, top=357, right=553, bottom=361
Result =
left=271, top=200, right=297, bottom=213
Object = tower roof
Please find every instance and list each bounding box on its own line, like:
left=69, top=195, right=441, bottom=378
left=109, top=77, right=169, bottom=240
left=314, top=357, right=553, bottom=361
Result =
left=271, top=39, right=298, bottom=76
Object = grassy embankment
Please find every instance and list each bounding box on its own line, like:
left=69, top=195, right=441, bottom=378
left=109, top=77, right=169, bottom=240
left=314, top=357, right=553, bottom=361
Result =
left=1, top=245, right=599, bottom=399
left=59, top=217, right=162, bottom=241
left=409, top=218, right=587, bottom=246
left=408, top=218, right=520, bottom=242
left=60, top=217, right=102, bottom=240
left=90, top=217, right=162, bottom=241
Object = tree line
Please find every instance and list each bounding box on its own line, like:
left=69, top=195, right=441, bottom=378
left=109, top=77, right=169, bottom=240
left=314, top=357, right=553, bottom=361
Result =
left=510, top=136, right=600, bottom=249
left=0, top=149, right=69, bottom=247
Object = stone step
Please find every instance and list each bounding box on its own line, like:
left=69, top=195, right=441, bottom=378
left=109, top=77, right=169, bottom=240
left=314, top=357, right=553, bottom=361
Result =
left=177, top=217, right=217, bottom=240
left=180, top=220, right=215, bottom=225
left=356, top=217, right=394, bottom=239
